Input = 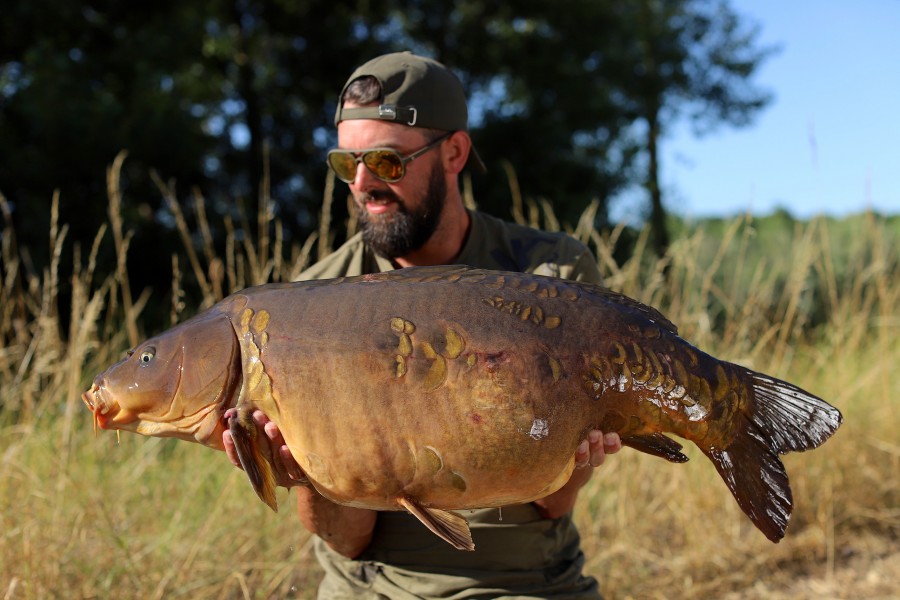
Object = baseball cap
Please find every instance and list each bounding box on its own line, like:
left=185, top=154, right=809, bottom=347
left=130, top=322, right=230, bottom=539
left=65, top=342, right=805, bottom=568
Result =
left=335, top=52, right=486, bottom=174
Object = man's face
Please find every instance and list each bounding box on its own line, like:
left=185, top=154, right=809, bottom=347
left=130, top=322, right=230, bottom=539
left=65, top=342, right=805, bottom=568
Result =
left=336, top=118, right=448, bottom=259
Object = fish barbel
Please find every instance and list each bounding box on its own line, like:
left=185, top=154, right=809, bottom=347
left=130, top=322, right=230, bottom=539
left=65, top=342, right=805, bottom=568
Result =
left=82, top=265, right=842, bottom=550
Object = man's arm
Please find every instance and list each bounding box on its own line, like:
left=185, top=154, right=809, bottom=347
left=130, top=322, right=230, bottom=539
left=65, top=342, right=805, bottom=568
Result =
left=294, top=486, right=377, bottom=559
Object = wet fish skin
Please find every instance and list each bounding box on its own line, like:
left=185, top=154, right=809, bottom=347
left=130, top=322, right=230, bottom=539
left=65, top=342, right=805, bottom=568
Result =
left=83, top=265, right=842, bottom=550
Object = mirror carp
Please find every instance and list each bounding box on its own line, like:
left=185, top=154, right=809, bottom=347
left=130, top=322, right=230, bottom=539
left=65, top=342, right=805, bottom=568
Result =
left=83, top=265, right=842, bottom=550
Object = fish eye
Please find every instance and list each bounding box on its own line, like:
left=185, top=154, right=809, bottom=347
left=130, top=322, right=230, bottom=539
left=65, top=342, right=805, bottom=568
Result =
left=139, top=347, right=156, bottom=366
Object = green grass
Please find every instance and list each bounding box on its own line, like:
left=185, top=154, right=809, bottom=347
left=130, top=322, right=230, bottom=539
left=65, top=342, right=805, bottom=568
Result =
left=1, top=167, right=898, bottom=598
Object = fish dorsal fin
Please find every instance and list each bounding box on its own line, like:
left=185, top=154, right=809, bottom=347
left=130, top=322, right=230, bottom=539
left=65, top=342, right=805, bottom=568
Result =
left=622, top=432, right=690, bottom=463
left=398, top=497, right=474, bottom=551
left=590, top=287, right=680, bottom=335
left=228, top=409, right=279, bottom=511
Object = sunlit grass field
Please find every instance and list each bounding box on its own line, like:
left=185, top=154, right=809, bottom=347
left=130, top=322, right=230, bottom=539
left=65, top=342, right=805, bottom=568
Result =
left=1, top=164, right=897, bottom=598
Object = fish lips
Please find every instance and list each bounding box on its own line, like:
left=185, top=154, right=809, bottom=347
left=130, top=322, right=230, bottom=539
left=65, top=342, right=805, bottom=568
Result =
left=82, top=377, right=122, bottom=432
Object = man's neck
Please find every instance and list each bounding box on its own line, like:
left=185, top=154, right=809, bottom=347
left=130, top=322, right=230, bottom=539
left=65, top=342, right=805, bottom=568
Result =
left=392, top=201, right=472, bottom=268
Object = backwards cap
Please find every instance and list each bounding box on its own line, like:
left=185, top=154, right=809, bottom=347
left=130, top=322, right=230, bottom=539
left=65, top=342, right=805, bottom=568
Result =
left=335, top=52, right=485, bottom=173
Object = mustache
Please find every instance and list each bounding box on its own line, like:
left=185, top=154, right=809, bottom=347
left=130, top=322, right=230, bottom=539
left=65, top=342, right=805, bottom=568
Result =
left=358, top=189, right=403, bottom=207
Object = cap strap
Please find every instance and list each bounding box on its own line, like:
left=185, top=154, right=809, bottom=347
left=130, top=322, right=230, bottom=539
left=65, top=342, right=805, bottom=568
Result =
left=338, top=104, right=418, bottom=126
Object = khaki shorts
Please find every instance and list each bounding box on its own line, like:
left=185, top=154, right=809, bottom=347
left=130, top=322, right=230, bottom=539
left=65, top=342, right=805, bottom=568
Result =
left=314, top=505, right=601, bottom=600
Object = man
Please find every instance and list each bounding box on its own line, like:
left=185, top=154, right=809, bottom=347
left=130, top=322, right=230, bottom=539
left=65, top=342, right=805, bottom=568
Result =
left=225, top=52, right=621, bottom=599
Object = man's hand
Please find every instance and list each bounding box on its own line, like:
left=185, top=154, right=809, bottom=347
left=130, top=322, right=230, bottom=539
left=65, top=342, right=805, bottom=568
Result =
left=223, top=410, right=307, bottom=488
left=533, top=430, right=622, bottom=519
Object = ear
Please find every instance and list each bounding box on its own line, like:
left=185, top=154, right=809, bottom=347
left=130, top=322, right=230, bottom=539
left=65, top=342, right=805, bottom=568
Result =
left=443, top=131, right=472, bottom=176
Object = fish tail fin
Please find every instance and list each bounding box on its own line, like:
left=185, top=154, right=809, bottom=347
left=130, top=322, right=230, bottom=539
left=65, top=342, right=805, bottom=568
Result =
left=702, top=369, right=842, bottom=542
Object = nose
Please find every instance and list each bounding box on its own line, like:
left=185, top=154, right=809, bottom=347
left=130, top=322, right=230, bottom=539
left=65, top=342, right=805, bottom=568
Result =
left=350, top=160, right=382, bottom=192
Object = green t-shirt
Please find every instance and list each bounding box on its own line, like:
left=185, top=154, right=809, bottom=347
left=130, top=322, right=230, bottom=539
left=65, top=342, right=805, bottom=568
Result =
left=300, top=210, right=603, bottom=600
left=299, top=209, right=602, bottom=284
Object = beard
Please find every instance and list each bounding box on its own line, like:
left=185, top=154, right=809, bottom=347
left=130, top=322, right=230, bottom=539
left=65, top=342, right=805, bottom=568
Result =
left=357, top=164, right=447, bottom=259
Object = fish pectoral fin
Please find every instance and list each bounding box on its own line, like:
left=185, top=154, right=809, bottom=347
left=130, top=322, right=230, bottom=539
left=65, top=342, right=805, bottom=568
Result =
left=228, top=411, right=279, bottom=512
left=398, top=497, right=474, bottom=551
left=622, top=432, right=689, bottom=463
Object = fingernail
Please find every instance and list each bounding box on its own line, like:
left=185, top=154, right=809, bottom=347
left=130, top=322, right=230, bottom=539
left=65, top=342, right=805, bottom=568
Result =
left=604, top=432, right=620, bottom=446
left=577, top=440, right=588, bottom=454
left=589, top=430, right=601, bottom=443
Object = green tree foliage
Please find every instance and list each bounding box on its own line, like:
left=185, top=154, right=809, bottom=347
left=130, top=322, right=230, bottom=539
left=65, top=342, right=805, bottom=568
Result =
left=613, top=0, right=776, bottom=255
left=1, top=0, right=393, bottom=299
left=1, top=1, right=213, bottom=270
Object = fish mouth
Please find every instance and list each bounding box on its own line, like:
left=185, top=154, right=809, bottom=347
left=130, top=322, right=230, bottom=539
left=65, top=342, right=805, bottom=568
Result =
left=82, top=379, right=122, bottom=434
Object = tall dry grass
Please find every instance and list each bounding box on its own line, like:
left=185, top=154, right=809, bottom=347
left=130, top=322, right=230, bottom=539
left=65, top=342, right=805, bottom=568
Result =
left=1, top=158, right=897, bottom=599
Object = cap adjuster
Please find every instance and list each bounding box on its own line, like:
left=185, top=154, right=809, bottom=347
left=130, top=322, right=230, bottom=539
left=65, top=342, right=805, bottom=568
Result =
left=378, top=104, right=417, bottom=126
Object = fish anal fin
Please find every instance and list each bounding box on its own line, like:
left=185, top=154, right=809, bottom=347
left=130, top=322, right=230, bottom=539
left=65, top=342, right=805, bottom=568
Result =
left=228, top=410, right=279, bottom=512
left=398, top=497, right=474, bottom=551
left=623, top=432, right=689, bottom=463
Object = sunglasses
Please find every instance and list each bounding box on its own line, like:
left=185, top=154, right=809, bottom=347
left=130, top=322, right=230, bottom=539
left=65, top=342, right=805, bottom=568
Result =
left=326, top=131, right=453, bottom=183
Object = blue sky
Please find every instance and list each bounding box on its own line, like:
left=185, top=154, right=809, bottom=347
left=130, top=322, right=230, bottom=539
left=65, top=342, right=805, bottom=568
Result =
left=613, top=0, right=900, bottom=220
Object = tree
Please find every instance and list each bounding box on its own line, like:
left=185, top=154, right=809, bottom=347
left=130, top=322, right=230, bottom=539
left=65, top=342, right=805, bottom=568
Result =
left=0, top=0, right=395, bottom=323
left=615, top=0, right=776, bottom=255
left=0, top=0, right=215, bottom=268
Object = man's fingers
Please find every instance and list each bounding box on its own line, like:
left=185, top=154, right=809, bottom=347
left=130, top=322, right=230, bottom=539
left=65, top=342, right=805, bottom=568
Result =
left=252, top=410, right=270, bottom=428
left=587, top=430, right=605, bottom=467
left=574, top=439, right=590, bottom=467
left=263, top=420, right=283, bottom=443
left=603, top=432, right=622, bottom=455
left=574, top=430, right=621, bottom=469
left=223, top=430, right=242, bottom=469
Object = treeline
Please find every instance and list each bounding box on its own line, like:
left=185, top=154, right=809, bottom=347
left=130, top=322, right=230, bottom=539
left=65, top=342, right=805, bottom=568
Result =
left=667, top=209, right=900, bottom=336
left=1, top=0, right=775, bottom=325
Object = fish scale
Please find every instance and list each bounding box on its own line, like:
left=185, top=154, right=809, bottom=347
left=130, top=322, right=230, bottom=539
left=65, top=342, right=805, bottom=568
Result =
left=83, top=265, right=842, bottom=551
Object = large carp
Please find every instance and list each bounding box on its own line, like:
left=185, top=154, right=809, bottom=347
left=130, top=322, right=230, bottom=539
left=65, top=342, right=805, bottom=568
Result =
left=83, top=265, right=841, bottom=550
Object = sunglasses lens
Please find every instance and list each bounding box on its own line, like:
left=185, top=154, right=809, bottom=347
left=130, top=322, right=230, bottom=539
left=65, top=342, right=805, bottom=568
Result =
left=363, top=151, right=404, bottom=182
left=327, top=152, right=359, bottom=182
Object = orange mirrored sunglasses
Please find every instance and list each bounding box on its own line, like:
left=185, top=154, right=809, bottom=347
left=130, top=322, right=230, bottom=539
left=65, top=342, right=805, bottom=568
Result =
left=326, top=132, right=453, bottom=183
